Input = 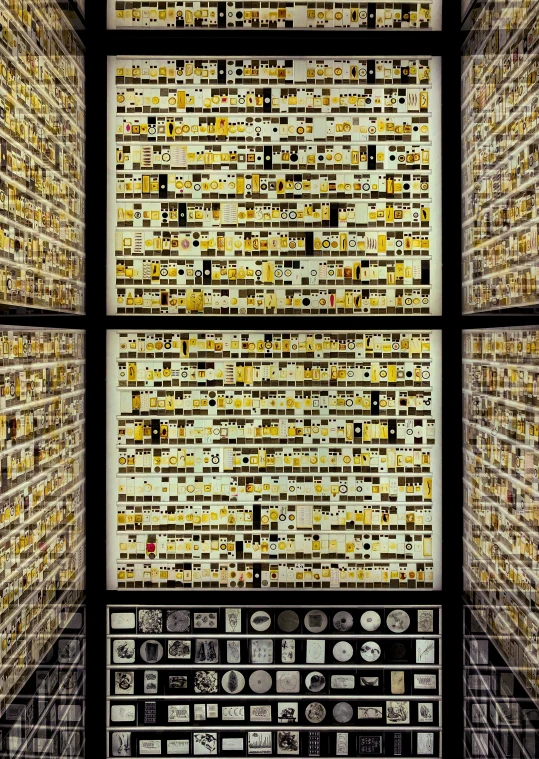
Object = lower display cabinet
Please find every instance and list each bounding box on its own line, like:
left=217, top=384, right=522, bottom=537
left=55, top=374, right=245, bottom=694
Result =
left=106, top=605, right=441, bottom=757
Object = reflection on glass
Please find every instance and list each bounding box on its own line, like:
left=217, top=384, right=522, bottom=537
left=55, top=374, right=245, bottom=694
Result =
left=462, top=3, right=539, bottom=313
left=0, top=327, right=85, bottom=757
left=463, top=329, right=539, bottom=758
left=0, top=1, right=85, bottom=313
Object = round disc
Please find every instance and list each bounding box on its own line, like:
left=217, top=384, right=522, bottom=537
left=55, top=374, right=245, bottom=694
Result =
left=167, top=610, right=190, bottom=632
left=305, top=671, right=326, bottom=693
left=250, top=611, right=272, bottom=632
left=389, top=642, right=407, bottom=660
left=333, top=641, right=354, bottom=662
left=359, top=641, right=381, bottom=662
left=333, top=702, right=354, bottom=723
left=360, top=611, right=382, bottom=632
left=304, top=609, right=328, bottom=633
left=140, top=639, right=163, bottom=663
left=332, top=611, right=354, bottom=632
left=277, top=610, right=300, bottom=632
left=386, top=609, right=411, bottom=634
left=222, top=670, right=245, bottom=694
left=249, top=670, right=273, bottom=693
left=305, top=702, right=326, bottom=724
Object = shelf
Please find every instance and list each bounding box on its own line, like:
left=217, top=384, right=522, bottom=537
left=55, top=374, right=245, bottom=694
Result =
left=107, top=1, right=440, bottom=30
left=0, top=0, right=85, bottom=313
left=108, top=330, right=441, bottom=591
left=461, top=3, right=539, bottom=313
left=0, top=327, right=85, bottom=735
left=108, top=56, right=441, bottom=316
left=106, top=604, right=441, bottom=759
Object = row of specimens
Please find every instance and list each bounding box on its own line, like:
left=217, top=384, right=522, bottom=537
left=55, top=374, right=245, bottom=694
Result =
left=107, top=604, right=442, bottom=758
left=108, top=57, right=441, bottom=316
left=462, top=1, right=539, bottom=312
left=0, top=327, right=85, bottom=755
left=107, top=1, right=442, bottom=29
left=107, top=331, right=441, bottom=590
left=463, top=328, right=539, bottom=747
left=0, top=2, right=85, bottom=312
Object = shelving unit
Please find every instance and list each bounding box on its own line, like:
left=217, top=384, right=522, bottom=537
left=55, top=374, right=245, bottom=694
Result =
left=107, top=1, right=442, bottom=30
left=108, top=56, right=441, bottom=316
left=0, top=604, right=85, bottom=758
left=0, top=327, right=85, bottom=755
left=463, top=604, right=539, bottom=759
left=0, top=0, right=85, bottom=313
left=462, top=328, right=539, bottom=757
left=107, top=330, right=441, bottom=590
left=461, top=0, right=539, bottom=313
left=106, top=604, right=441, bottom=758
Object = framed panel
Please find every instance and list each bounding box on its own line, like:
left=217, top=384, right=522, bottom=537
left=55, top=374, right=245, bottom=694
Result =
left=462, top=2, right=539, bottom=312
left=106, top=604, right=442, bottom=758
left=0, top=1, right=85, bottom=313
left=0, top=327, right=85, bottom=720
left=107, top=2, right=442, bottom=30
left=108, top=57, right=441, bottom=316
left=107, top=330, right=442, bottom=590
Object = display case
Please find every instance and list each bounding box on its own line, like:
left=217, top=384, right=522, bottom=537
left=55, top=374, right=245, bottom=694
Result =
left=107, top=1, right=442, bottom=30
left=106, top=604, right=442, bottom=758
left=461, top=1, right=539, bottom=313
left=463, top=604, right=539, bottom=759
left=463, top=328, right=539, bottom=756
left=0, top=605, right=85, bottom=758
left=107, top=330, right=441, bottom=590
left=108, top=57, right=441, bottom=316
left=0, top=327, right=85, bottom=747
left=0, top=0, right=85, bottom=313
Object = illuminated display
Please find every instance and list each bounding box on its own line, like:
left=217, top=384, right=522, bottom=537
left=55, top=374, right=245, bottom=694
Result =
left=107, top=331, right=441, bottom=590
left=108, top=57, right=441, bottom=316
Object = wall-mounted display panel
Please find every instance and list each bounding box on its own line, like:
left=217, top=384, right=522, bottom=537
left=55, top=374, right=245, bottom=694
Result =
left=108, top=57, right=441, bottom=316
left=0, top=327, right=85, bottom=726
left=107, top=604, right=442, bottom=758
left=0, top=0, right=85, bottom=313
left=462, top=2, right=539, bottom=313
left=107, top=331, right=442, bottom=590
left=107, top=2, right=442, bottom=30
left=463, top=329, right=539, bottom=714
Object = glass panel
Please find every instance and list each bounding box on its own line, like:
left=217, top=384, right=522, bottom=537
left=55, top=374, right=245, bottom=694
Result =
left=107, top=330, right=441, bottom=590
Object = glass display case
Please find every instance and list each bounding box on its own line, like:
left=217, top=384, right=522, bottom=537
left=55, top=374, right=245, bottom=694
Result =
left=461, top=1, right=539, bottom=313
left=108, top=57, right=441, bottom=316
left=107, top=1, right=442, bottom=30
left=106, top=604, right=442, bottom=758
left=107, top=330, right=442, bottom=590
left=463, top=328, right=539, bottom=757
left=0, top=0, right=85, bottom=313
left=0, top=326, right=85, bottom=756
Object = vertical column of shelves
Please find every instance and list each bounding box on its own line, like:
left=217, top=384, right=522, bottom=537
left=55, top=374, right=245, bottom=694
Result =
left=0, top=605, right=86, bottom=758
left=463, top=604, right=539, bottom=759
left=0, top=327, right=85, bottom=732
left=462, top=328, right=539, bottom=757
left=0, top=0, right=85, bottom=313
left=461, top=1, right=539, bottom=313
